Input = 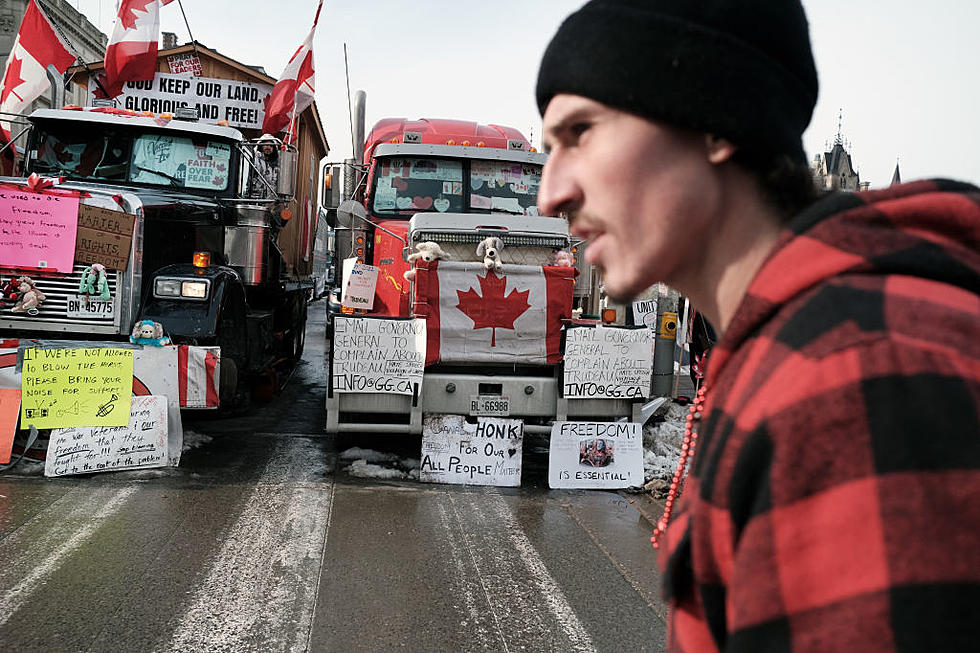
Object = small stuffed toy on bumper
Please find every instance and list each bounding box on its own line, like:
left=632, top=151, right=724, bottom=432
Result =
left=79, top=264, right=111, bottom=302
left=404, top=241, right=451, bottom=281
left=477, top=236, right=504, bottom=272
left=129, top=320, right=171, bottom=346
left=10, top=277, right=45, bottom=315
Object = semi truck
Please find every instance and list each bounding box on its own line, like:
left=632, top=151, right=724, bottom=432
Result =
left=324, top=92, right=645, bottom=435
left=0, top=101, right=324, bottom=410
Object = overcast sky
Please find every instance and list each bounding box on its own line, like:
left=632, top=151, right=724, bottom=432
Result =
left=71, top=0, right=979, bottom=188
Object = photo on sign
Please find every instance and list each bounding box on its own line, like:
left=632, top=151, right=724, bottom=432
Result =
left=579, top=438, right=614, bottom=467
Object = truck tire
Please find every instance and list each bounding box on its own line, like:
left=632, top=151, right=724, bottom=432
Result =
left=289, top=300, right=308, bottom=362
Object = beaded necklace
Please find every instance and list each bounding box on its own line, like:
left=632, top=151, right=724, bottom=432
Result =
left=651, top=380, right=707, bottom=550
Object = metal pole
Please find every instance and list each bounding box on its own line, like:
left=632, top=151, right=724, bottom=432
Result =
left=174, top=0, right=201, bottom=59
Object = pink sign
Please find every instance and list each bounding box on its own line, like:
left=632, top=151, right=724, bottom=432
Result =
left=0, top=189, right=79, bottom=272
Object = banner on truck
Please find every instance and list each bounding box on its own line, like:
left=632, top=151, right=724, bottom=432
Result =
left=0, top=189, right=79, bottom=272
left=89, top=73, right=272, bottom=130
left=548, top=421, right=644, bottom=489
left=331, top=317, right=425, bottom=395
left=563, top=326, right=653, bottom=399
left=420, top=414, right=523, bottom=487
left=44, top=395, right=168, bottom=477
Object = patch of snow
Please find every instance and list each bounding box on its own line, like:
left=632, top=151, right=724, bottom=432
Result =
left=339, top=447, right=399, bottom=463
left=182, top=429, right=213, bottom=452
left=642, top=401, right=689, bottom=483
left=345, top=459, right=408, bottom=480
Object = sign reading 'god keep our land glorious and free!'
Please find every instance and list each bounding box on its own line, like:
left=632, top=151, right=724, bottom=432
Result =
left=332, top=317, right=426, bottom=395
left=0, top=189, right=80, bottom=272
left=563, top=326, right=653, bottom=399
left=20, top=347, right=133, bottom=429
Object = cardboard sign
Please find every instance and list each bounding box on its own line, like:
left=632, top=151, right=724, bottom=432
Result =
left=0, top=388, right=20, bottom=464
left=20, top=347, right=133, bottom=429
left=73, top=204, right=135, bottom=270
left=420, top=414, right=523, bottom=486
left=548, top=421, right=644, bottom=489
left=0, top=189, right=79, bottom=272
left=91, top=73, right=272, bottom=130
left=632, top=298, right=659, bottom=329
left=341, top=262, right=380, bottom=310
left=332, top=317, right=425, bottom=394
left=44, top=395, right=168, bottom=477
left=563, top=326, right=653, bottom=399
left=167, top=52, right=203, bottom=76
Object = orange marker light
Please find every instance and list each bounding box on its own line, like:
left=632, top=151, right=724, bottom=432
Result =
left=602, top=308, right=617, bottom=323
left=193, top=251, right=211, bottom=268
left=461, top=140, right=470, bottom=147
left=446, top=139, right=456, bottom=145
left=281, top=208, right=292, bottom=221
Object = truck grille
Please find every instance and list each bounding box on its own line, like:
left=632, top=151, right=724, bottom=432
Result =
left=0, top=265, right=122, bottom=333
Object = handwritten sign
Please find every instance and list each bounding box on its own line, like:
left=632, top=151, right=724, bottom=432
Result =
left=91, top=73, right=272, bottom=130
left=0, top=189, right=79, bottom=272
left=332, top=317, right=425, bottom=394
left=167, top=52, right=203, bottom=76
left=420, top=414, right=523, bottom=486
left=0, top=388, right=20, bottom=464
left=548, top=421, right=644, bottom=489
left=342, top=262, right=380, bottom=310
left=632, top=298, right=659, bottom=329
left=563, top=326, right=653, bottom=399
left=21, top=347, right=133, bottom=429
left=44, top=395, right=168, bottom=477
left=74, top=204, right=136, bottom=270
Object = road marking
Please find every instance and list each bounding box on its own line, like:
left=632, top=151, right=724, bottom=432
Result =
left=0, top=486, right=138, bottom=626
left=161, top=438, right=333, bottom=653
left=445, top=489, right=597, bottom=653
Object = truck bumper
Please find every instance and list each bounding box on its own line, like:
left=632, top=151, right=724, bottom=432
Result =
left=325, top=371, right=643, bottom=435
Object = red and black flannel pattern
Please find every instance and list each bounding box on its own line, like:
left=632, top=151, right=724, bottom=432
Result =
left=659, top=179, right=980, bottom=652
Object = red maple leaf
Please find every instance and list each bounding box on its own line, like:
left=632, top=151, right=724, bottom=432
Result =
left=119, top=0, right=155, bottom=30
left=456, top=271, right=531, bottom=347
left=1, top=55, right=26, bottom=105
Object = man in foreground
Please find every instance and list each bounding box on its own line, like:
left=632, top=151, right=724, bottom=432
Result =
left=536, top=0, right=979, bottom=650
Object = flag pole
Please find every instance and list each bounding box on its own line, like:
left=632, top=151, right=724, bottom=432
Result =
left=174, top=0, right=201, bottom=59
left=35, top=0, right=112, bottom=100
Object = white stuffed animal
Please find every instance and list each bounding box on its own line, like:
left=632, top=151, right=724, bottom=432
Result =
left=404, top=241, right=451, bottom=281
left=477, top=236, right=504, bottom=272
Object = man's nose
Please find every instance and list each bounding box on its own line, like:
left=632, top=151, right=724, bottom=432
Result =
left=538, top=155, right=580, bottom=219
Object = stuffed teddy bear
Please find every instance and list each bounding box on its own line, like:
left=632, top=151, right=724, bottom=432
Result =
left=477, top=236, right=504, bottom=272
left=129, top=320, right=171, bottom=346
left=10, top=277, right=45, bottom=315
left=0, top=277, right=20, bottom=307
left=553, top=250, right=575, bottom=267
left=78, top=263, right=111, bottom=302
left=404, top=241, right=451, bottom=281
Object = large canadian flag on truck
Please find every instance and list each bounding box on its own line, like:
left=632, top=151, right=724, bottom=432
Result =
left=0, top=0, right=75, bottom=171
left=413, top=261, right=576, bottom=366
left=95, top=0, right=176, bottom=99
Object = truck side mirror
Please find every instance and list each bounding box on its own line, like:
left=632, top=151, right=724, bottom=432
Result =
left=277, top=149, right=297, bottom=197
left=336, top=199, right=366, bottom=229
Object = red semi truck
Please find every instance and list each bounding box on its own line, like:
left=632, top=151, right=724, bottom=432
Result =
left=325, top=92, right=643, bottom=435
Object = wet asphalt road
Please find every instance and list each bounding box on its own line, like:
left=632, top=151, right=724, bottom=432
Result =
left=0, top=302, right=668, bottom=652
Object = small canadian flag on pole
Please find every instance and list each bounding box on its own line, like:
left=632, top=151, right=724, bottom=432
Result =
left=262, top=0, right=323, bottom=141
left=0, top=0, right=75, bottom=172
left=95, top=0, right=176, bottom=99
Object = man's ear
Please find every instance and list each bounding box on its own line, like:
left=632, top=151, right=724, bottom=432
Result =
left=705, top=135, right=736, bottom=164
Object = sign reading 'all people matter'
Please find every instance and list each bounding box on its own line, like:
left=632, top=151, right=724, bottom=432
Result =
left=562, top=326, right=653, bottom=399
left=332, top=317, right=426, bottom=395
left=548, top=421, right=645, bottom=489
left=420, top=414, right=523, bottom=486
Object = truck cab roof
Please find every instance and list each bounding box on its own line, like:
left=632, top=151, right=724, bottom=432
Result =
left=29, top=107, right=244, bottom=142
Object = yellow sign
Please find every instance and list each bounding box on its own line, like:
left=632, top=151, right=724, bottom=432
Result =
left=20, top=347, right=134, bottom=429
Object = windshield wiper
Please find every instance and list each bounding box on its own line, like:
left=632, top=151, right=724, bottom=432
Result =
left=134, top=165, right=181, bottom=187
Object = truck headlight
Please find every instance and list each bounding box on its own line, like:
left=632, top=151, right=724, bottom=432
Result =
left=181, top=281, right=209, bottom=298
left=155, top=279, right=181, bottom=297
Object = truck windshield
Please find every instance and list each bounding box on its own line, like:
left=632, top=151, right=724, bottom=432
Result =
left=372, top=157, right=541, bottom=216
left=31, top=123, right=232, bottom=192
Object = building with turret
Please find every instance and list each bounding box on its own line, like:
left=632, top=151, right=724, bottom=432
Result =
left=811, top=112, right=870, bottom=192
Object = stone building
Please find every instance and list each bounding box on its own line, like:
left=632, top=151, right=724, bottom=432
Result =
left=0, top=0, right=106, bottom=109
left=811, top=112, right=870, bottom=192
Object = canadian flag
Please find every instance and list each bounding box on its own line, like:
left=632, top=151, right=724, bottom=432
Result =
left=177, top=345, right=220, bottom=409
left=413, top=261, right=576, bottom=366
left=95, top=0, right=176, bottom=99
left=262, top=0, right=322, bottom=140
left=0, top=0, right=75, bottom=171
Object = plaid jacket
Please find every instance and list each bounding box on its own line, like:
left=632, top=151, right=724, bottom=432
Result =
left=659, top=179, right=980, bottom=652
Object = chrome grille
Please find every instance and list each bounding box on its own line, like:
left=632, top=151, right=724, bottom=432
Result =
left=0, top=264, right=122, bottom=333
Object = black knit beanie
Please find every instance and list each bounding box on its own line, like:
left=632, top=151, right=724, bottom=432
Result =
left=536, top=0, right=818, bottom=164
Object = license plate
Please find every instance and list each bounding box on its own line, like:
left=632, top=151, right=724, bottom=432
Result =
left=66, top=294, right=114, bottom=319
left=470, top=395, right=510, bottom=416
